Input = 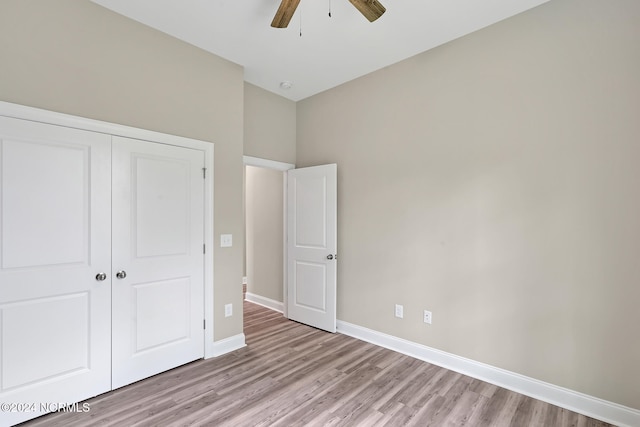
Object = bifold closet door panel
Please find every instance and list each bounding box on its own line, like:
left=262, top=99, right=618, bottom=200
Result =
left=0, top=116, right=112, bottom=426
left=111, top=136, right=205, bottom=389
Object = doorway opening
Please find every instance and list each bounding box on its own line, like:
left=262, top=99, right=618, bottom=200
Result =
left=243, top=156, right=294, bottom=322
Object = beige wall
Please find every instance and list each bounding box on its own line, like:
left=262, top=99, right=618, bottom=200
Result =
left=242, top=83, right=295, bottom=282
left=245, top=166, right=284, bottom=302
left=244, top=83, right=296, bottom=165
left=0, top=0, right=244, bottom=341
left=297, top=0, right=640, bottom=410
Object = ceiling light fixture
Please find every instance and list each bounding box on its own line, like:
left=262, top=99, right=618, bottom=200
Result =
left=280, top=81, right=293, bottom=90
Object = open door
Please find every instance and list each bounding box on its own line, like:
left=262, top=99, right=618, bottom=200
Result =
left=287, top=164, right=337, bottom=332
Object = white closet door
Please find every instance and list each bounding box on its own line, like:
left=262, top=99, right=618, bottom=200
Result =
left=111, top=136, right=205, bottom=389
left=0, top=117, right=112, bottom=426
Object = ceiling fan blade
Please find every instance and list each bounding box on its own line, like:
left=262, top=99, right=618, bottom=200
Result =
left=348, top=0, right=386, bottom=22
left=271, top=0, right=302, bottom=28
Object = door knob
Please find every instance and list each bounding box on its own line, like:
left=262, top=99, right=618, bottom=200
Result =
left=116, top=270, right=127, bottom=279
left=95, top=272, right=107, bottom=281
left=327, top=254, right=334, bottom=260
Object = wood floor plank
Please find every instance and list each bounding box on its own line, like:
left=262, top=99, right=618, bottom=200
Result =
left=509, top=395, right=535, bottom=426
left=405, top=394, right=447, bottom=426
left=444, top=390, right=488, bottom=426
left=18, top=300, right=616, bottom=427
left=375, top=401, right=418, bottom=427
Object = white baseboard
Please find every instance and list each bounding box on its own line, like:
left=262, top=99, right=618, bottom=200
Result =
left=336, top=320, right=640, bottom=427
left=245, top=292, right=284, bottom=313
left=206, top=333, right=246, bottom=358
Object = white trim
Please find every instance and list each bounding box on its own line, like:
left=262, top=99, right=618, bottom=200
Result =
left=1, top=101, right=216, bottom=366
left=243, top=155, right=295, bottom=171
left=337, top=320, right=640, bottom=427
left=245, top=292, right=284, bottom=313
left=0, top=101, right=209, bottom=150
left=282, top=172, right=289, bottom=318
left=203, top=146, right=215, bottom=360
left=208, top=334, right=246, bottom=358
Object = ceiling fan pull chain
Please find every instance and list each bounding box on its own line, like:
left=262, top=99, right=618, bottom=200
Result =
left=329, top=0, right=332, bottom=17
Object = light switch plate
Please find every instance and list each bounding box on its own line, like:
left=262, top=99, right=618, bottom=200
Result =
left=225, top=303, right=233, bottom=317
left=220, top=234, right=233, bottom=247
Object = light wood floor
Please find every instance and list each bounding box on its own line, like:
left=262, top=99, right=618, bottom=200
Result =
left=21, top=300, right=613, bottom=427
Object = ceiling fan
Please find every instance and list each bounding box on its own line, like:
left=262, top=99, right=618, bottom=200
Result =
left=271, top=0, right=386, bottom=28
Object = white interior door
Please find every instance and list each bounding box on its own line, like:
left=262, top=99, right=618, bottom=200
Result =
left=287, top=164, right=337, bottom=332
left=111, top=136, right=205, bottom=389
left=0, top=117, right=112, bottom=426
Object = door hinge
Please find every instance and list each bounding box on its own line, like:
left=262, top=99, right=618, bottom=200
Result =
left=203, top=243, right=206, bottom=254
left=203, top=319, right=206, bottom=329
left=202, top=167, right=207, bottom=179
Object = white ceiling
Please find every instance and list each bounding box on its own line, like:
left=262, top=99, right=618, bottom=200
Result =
left=91, top=0, right=549, bottom=101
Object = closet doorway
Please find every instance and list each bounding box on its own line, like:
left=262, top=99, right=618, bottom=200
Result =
left=0, top=102, right=214, bottom=426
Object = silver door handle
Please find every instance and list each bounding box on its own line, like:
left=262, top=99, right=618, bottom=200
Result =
left=116, top=270, right=127, bottom=280
left=95, top=272, right=107, bottom=281
left=327, top=254, right=337, bottom=260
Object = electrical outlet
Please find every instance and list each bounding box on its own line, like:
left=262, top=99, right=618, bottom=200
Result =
left=395, top=304, right=403, bottom=319
left=225, top=303, right=233, bottom=317
left=423, top=310, right=432, bottom=324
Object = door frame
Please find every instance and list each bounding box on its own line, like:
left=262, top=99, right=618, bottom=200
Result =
left=243, top=155, right=294, bottom=317
left=0, top=101, right=216, bottom=358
